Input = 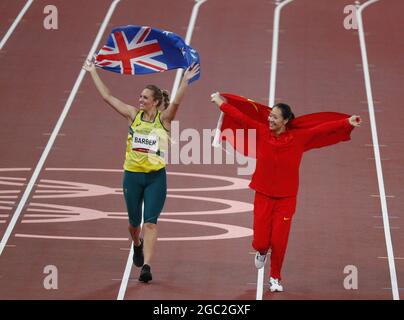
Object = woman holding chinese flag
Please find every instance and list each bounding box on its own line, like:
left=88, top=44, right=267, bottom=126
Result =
left=211, top=92, right=361, bottom=292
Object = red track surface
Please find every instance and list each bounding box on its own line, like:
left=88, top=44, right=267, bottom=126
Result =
left=0, top=0, right=402, bottom=300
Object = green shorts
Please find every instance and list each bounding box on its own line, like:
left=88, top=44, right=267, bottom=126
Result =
left=123, top=168, right=167, bottom=227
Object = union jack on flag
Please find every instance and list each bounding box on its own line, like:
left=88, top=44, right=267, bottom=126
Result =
left=94, top=25, right=200, bottom=81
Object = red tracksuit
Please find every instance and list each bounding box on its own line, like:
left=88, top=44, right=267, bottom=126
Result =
left=220, top=103, right=354, bottom=280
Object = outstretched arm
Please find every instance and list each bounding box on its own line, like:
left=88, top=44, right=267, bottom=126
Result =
left=210, top=93, right=262, bottom=129
left=160, top=64, right=200, bottom=127
left=303, top=115, right=361, bottom=151
left=82, top=59, right=138, bottom=123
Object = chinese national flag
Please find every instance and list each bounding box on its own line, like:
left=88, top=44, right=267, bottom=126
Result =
left=218, top=93, right=353, bottom=158
left=219, top=93, right=270, bottom=158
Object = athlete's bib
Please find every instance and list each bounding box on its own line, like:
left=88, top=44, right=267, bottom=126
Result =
left=124, top=110, right=169, bottom=173
left=132, top=133, right=159, bottom=153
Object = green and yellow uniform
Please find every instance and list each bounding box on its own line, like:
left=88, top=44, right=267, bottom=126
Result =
left=124, top=110, right=169, bottom=172
left=123, top=110, right=169, bottom=226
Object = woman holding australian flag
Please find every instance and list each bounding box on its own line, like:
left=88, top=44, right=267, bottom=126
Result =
left=83, top=25, right=200, bottom=283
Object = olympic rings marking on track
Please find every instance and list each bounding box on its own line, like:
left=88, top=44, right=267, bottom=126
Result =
left=0, top=175, right=27, bottom=222
left=44, top=168, right=250, bottom=192
left=21, top=192, right=253, bottom=223
left=14, top=233, right=129, bottom=241
left=14, top=219, right=253, bottom=241
left=157, top=218, right=253, bottom=241
left=0, top=168, right=253, bottom=241
left=161, top=194, right=252, bottom=215
left=21, top=195, right=252, bottom=220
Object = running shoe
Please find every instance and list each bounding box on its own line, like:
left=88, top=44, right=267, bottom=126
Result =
left=133, top=239, right=144, bottom=267
left=269, top=277, right=283, bottom=292
left=139, top=264, right=152, bottom=283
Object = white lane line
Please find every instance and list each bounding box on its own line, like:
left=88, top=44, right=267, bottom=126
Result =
left=0, top=0, right=34, bottom=50
left=356, top=0, right=400, bottom=300
left=0, top=0, right=122, bottom=257
left=268, top=0, right=294, bottom=107
left=116, top=0, right=208, bottom=301
left=255, top=0, right=295, bottom=302
left=116, top=238, right=135, bottom=300
left=170, top=0, right=207, bottom=100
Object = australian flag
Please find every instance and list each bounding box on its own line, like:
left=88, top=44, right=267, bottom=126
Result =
left=95, top=25, right=200, bottom=82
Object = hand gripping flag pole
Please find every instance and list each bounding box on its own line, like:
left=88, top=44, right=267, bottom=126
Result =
left=211, top=92, right=224, bottom=148
left=94, top=25, right=200, bottom=82
left=212, top=113, right=224, bottom=148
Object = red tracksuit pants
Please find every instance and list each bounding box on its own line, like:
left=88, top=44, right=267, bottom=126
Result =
left=252, top=192, right=297, bottom=280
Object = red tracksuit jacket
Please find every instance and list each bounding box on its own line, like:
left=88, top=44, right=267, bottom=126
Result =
left=220, top=103, right=354, bottom=197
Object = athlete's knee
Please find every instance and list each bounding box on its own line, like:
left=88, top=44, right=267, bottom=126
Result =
left=143, top=222, right=157, bottom=230
left=128, top=217, right=142, bottom=227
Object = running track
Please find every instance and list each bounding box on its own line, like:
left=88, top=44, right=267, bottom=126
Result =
left=0, top=0, right=402, bottom=300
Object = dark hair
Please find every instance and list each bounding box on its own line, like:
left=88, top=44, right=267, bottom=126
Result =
left=145, top=85, right=170, bottom=109
left=273, top=103, right=295, bottom=121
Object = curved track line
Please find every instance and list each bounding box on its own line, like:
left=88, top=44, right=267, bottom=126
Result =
left=44, top=168, right=250, bottom=192
left=14, top=218, right=252, bottom=242
left=157, top=218, right=253, bottom=240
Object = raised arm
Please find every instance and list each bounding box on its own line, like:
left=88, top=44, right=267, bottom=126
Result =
left=303, top=115, right=361, bottom=151
left=210, top=93, right=262, bottom=129
left=82, top=59, right=138, bottom=123
left=160, top=64, right=200, bottom=127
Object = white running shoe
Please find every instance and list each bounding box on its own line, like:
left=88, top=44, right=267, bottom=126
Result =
left=269, top=277, right=283, bottom=292
left=254, top=252, right=267, bottom=269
